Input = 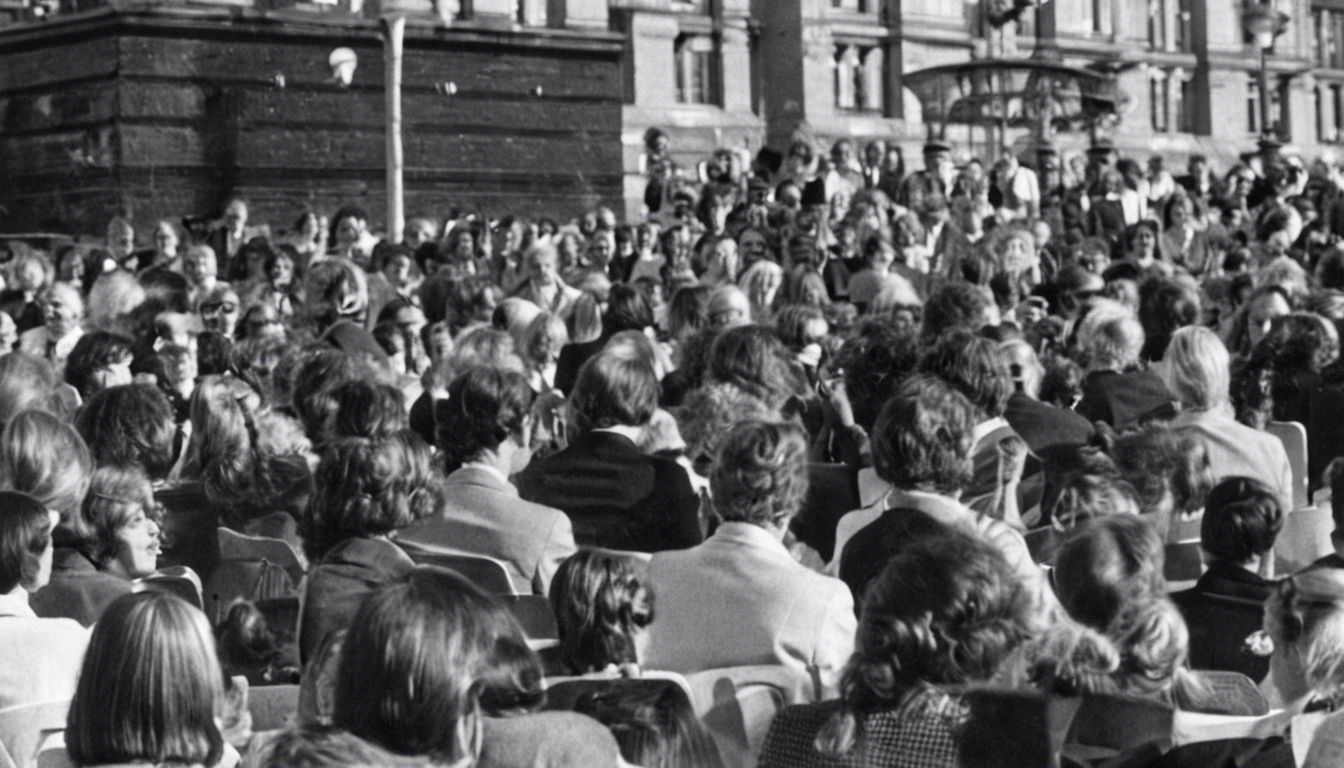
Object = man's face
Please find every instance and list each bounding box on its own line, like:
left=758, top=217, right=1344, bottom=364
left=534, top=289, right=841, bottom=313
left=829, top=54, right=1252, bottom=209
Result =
left=109, top=226, right=134, bottom=258
left=45, top=290, right=81, bottom=333
left=185, top=251, right=216, bottom=285
left=832, top=142, right=853, bottom=168
left=864, top=143, right=884, bottom=168
left=405, top=222, right=435, bottom=250
left=1190, top=157, right=1207, bottom=177
left=200, top=293, right=240, bottom=335
left=336, top=216, right=365, bottom=247
left=225, top=202, right=248, bottom=234
left=154, top=223, right=178, bottom=255
left=528, top=250, right=558, bottom=286
left=269, top=256, right=295, bottom=287
left=384, top=254, right=412, bottom=286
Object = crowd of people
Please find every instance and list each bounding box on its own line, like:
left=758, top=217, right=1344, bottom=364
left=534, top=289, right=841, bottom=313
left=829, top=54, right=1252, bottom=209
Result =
left=5, top=124, right=1344, bottom=767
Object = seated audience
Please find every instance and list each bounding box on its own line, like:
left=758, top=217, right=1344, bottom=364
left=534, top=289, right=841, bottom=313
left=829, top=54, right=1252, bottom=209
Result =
left=759, top=530, right=1036, bottom=768
left=64, top=591, right=238, bottom=768
left=1171, top=477, right=1283, bottom=682
left=398, top=366, right=576, bottom=595
left=643, top=420, right=855, bottom=698
left=298, top=430, right=434, bottom=664
left=0, top=490, right=89, bottom=710
left=516, top=351, right=701, bottom=553
left=549, top=549, right=654, bottom=675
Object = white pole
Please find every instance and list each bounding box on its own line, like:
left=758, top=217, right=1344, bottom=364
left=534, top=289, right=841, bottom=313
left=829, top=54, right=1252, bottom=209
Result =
left=383, top=14, right=406, bottom=244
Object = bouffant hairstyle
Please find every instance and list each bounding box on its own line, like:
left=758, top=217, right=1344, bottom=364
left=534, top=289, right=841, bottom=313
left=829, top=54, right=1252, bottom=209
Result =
left=1200, top=476, right=1283, bottom=566
left=1108, top=422, right=1214, bottom=521
left=81, top=465, right=159, bottom=569
left=570, top=352, right=658, bottom=433
left=0, top=490, right=53, bottom=593
left=1158, top=326, right=1231, bottom=410
left=435, top=366, right=534, bottom=473
left=334, top=567, right=543, bottom=762
left=817, top=530, right=1034, bottom=758
left=921, top=282, right=996, bottom=341
left=710, top=420, right=810, bottom=527
left=706, top=324, right=804, bottom=409
left=63, top=331, right=133, bottom=399
left=918, top=329, right=1014, bottom=418
left=1054, top=515, right=1166, bottom=633
left=549, top=550, right=655, bottom=674
left=0, top=410, right=94, bottom=540
left=291, top=348, right=375, bottom=445
left=302, top=431, right=435, bottom=561
left=676, top=383, right=776, bottom=476
left=66, top=592, right=224, bottom=768
left=332, top=379, right=409, bottom=439
left=75, top=384, right=177, bottom=480
left=870, top=376, right=975, bottom=495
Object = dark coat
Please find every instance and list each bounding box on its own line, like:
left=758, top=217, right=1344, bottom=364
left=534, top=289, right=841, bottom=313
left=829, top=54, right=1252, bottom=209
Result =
left=29, top=547, right=133, bottom=627
left=514, top=431, right=702, bottom=554
left=1170, top=561, right=1275, bottom=683
left=1075, top=369, right=1176, bottom=429
left=298, top=536, right=415, bottom=665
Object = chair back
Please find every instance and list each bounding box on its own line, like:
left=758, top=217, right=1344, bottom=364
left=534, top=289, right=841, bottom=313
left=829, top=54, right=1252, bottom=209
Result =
left=1164, top=541, right=1203, bottom=591
left=1276, top=506, right=1335, bottom=573
left=959, top=687, right=1079, bottom=768
left=205, top=528, right=305, bottom=623
left=1065, top=693, right=1174, bottom=759
left=247, top=683, right=300, bottom=732
left=504, top=595, right=559, bottom=641
left=1184, top=670, right=1269, bottom=716
left=683, top=665, right=810, bottom=768
left=1023, top=526, right=1058, bottom=564
left=1268, top=420, right=1310, bottom=510
left=297, top=628, right=345, bottom=726
left=0, top=700, right=68, bottom=768
left=134, top=565, right=204, bottom=610
left=397, top=543, right=517, bottom=595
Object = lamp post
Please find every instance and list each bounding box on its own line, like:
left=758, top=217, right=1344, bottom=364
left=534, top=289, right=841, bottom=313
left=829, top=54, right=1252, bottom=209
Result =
left=1242, top=0, right=1290, bottom=143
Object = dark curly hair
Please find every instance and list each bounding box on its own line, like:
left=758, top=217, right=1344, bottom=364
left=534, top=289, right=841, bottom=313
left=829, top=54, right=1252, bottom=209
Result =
left=570, top=352, right=658, bottom=433
left=870, top=376, right=975, bottom=495
left=74, top=384, right=176, bottom=481
left=816, top=529, right=1034, bottom=758
left=435, top=366, right=534, bottom=473
left=332, top=379, right=409, bottom=440
left=706, top=325, right=805, bottom=409
left=63, top=331, right=133, bottom=399
left=302, top=431, right=436, bottom=561
left=710, top=420, right=810, bottom=527
left=837, top=317, right=920, bottom=432
left=921, top=282, right=996, bottom=341
left=1106, top=422, right=1214, bottom=538
left=549, top=550, right=654, bottom=675
left=1201, top=476, right=1283, bottom=566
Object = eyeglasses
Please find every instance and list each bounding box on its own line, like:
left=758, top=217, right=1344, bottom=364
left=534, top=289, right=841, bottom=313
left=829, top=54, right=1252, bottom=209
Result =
left=201, top=302, right=238, bottom=314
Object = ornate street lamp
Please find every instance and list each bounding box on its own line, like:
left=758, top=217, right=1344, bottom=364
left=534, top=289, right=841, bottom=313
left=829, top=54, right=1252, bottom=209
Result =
left=1242, top=0, right=1290, bottom=144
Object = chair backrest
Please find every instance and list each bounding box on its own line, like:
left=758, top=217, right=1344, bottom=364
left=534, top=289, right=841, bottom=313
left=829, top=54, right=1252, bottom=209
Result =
left=205, top=528, right=305, bottom=624
left=856, top=467, right=891, bottom=509
left=1184, top=670, right=1269, bottom=716
left=1276, top=506, right=1335, bottom=574
left=248, top=684, right=300, bottom=732
left=397, top=544, right=517, bottom=595
left=682, top=666, right=810, bottom=768
left=959, top=687, right=1079, bottom=768
left=0, top=700, right=69, bottom=768
left=1065, top=693, right=1174, bottom=756
left=216, top=528, right=305, bottom=584
left=504, top=595, right=559, bottom=640
left=1164, top=541, right=1203, bottom=589
left=1023, top=526, right=1057, bottom=564
left=1168, top=512, right=1203, bottom=545
left=1268, top=420, right=1310, bottom=510
left=134, top=566, right=204, bottom=610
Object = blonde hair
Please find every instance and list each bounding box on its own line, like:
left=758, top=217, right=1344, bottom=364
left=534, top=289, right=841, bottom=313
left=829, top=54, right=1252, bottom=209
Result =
left=1077, top=299, right=1144, bottom=372
left=0, top=410, right=94, bottom=537
left=1159, top=326, right=1231, bottom=410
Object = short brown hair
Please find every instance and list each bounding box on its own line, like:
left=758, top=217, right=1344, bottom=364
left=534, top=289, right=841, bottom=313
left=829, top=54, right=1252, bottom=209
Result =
left=711, top=420, right=810, bottom=526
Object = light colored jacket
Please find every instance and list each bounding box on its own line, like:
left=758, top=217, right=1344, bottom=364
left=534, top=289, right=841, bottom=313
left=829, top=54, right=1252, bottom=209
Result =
left=1171, top=408, right=1294, bottom=513
left=0, top=591, right=89, bottom=711
left=644, top=522, right=856, bottom=700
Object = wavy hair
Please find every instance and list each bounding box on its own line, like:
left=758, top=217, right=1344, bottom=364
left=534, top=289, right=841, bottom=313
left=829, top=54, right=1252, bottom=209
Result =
left=710, top=420, right=810, bottom=527
left=549, top=550, right=654, bottom=674
left=0, top=410, right=93, bottom=543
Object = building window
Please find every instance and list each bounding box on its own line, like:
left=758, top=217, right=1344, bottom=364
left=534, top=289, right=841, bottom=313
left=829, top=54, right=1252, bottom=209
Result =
left=1248, top=74, right=1261, bottom=134
left=1317, top=6, right=1344, bottom=69
left=834, top=44, right=884, bottom=113
left=1149, top=0, right=1167, bottom=49
left=1150, top=71, right=1170, bottom=132
left=1092, top=0, right=1113, bottom=33
left=1331, top=83, right=1344, bottom=142
left=675, top=34, right=717, bottom=105
left=1175, top=0, right=1192, bottom=51
left=1176, top=75, right=1194, bottom=132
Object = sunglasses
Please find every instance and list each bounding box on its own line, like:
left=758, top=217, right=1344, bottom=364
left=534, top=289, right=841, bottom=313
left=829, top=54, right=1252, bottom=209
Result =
left=201, top=302, right=238, bottom=314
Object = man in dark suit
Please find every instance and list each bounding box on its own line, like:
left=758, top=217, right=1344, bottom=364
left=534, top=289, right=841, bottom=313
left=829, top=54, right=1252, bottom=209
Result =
left=516, top=351, right=702, bottom=553
left=204, top=198, right=249, bottom=271
left=1074, top=304, right=1176, bottom=429
left=1176, top=153, right=1217, bottom=207
left=553, top=284, right=654, bottom=396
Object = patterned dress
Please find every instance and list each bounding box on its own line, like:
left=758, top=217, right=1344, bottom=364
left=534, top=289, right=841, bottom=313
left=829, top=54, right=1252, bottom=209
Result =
left=758, top=689, right=966, bottom=768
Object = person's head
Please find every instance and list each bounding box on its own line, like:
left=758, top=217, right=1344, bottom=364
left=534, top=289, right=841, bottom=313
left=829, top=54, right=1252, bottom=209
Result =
left=997, top=338, right=1044, bottom=398
left=525, top=241, right=560, bottom=287
left=838, top=317, right=920, bottom=431
left=667, top=285, right=711, bottom=343
left=183, top=244, right=218, bottom=287
left=569, top=352, right=658, bottom=434
left=520, top=312, right=568, bottom=369
left=292, top=348, right=378, bottom=445
left=81, top=466, right=161, bottom=580
left=334, top=567, right=543, bottom=762
left=240, top=302, right=286, bottom=341
left=1054, top=515, right=1165, bottom=632
left=918, top=329, right=1013, bottom=419
left=303, top=432, right=435, bottom=561
left=64, top=331, right=135, bottom=399
left=0, top=491, right=58, bottom=594
left=605, top=283, right=654, bottom=334
left=922, top=282, right=998, bottom=341
left=66, top=592, right=224, bottom=768
left=198, top=285, right=241, bottom=338
left=436, top=366, right=534, bottom=474
left=0, top=410, right=94, bottom=539
left=1244, top=285, right=1294, bottom=351
left=817, top=529, right=1035, bottom=758
left=710, top=420, right=809, bottom=531
left=330, top=205, right=369, bottom=249
left=871, top=376, right=975, bottom=495
left=1265, top=569, right=1344, bottom=703
left=566, top=292, right=603, bottom=344
left=1200, top=476, right=1282, bottom=568
left=223, top=199, right=249, bottom=234
left=549, top=550, right=655, bottom=674
left=0, top=353, right=59, bottom=430
left=1158, top=326, right=1231, bottom=411
left=43, top=281, right=84, bottom=338
left=74, top=384, right=177, bottom=481
left=705, top=324, right=799, bottom=408
left=13, top=251, right=51, bottom=294
left=707, top=284, right=752, bottom=329
left=1110, top=422, right=1214, bottom=525
left=304, top=258, right=370, bottom=330
left=332, top=378, right=409, bottom=439
left=1075, top=299, right=1144, bottom=372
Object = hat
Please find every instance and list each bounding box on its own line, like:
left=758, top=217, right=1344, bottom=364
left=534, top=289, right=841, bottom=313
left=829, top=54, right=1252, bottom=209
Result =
left=923, top=138, right=951, bottom=155
left=1086, top=138, right=1116, bottom=157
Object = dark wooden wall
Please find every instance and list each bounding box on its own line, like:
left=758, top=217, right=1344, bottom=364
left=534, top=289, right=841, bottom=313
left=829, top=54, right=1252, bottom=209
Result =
left=0, top=9, right=624, bottom=239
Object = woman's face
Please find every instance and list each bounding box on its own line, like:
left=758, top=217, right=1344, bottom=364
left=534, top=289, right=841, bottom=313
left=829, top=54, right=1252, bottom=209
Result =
left=58, top=251, right=84, bottom=283
left=1249, top=293, right=1291, bottom=348
left=455, top=232, right=476, bottom=261
left=269, top=256, right=295, bottom=287
left=1170, top=200, right=1190, bottom=228
left=336, top=216, right=365, bottom=248
left=738, top=231, right=768, bottom=265
left=154, top=222, right=178, bottom=256
left=383, top=254, right=412, bottom=287
left=1133, top=228, right=1157, bottom=259
left=113, top=506, right=161, bottom=579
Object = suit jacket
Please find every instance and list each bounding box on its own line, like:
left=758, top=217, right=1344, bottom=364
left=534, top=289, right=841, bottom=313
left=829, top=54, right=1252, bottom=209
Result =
left=553, top=336, right=607, bottom=396
left=1087, top=197, right=1128, bottom=256
left=396, top=465, right=576, bottom=596
left=1170, top=562, right=1275, bottom=682
left=1170, top=409, right=1293, bottom=514
left=644, top=522, right=855, bottom=699
left=514, top=431, right=702, bottom=553
left=0, top=592, right=89, bottom=711
left=299, top=536, right=415, bottom=664
left=1004, top=392, right=1095, bottom=457
left=1076, top=369, right=1176, bottom=429
left=29, top=547, right=133, bottom=627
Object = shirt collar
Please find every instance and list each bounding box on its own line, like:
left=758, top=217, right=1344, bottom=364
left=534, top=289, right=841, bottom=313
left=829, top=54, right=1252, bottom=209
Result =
left=885, top=488, right=974, bottom=527
left=0, top=590, right=35, bottom=618
left=710, top=521, right=790, bottom=556
left=460, top=461, right=511, bottom=486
